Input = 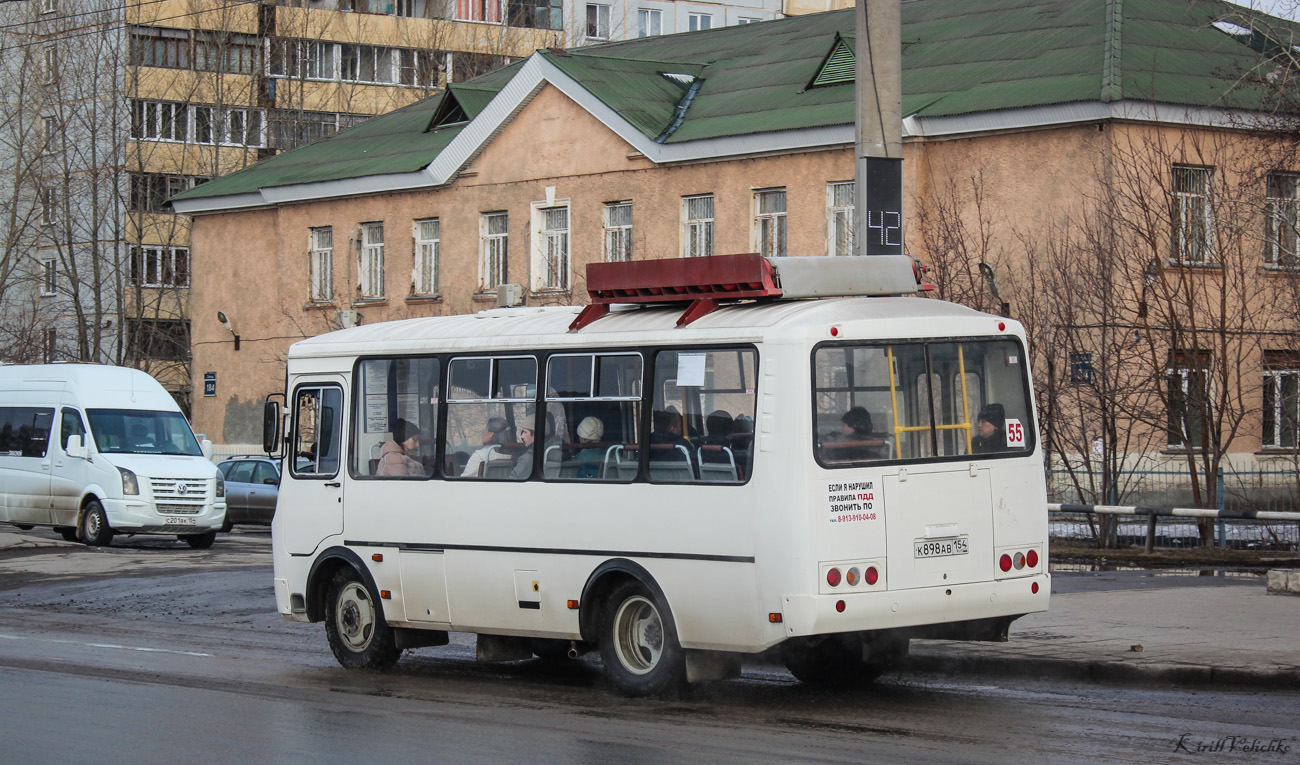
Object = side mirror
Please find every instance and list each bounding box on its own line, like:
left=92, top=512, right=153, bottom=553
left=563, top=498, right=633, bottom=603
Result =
left=66, top=435, right=88, bottom=459
left=200, top=439, right=213, bottom=459
left=263, top=399, right=282, bottom=457
left=263, top=477, right=278, bottom=485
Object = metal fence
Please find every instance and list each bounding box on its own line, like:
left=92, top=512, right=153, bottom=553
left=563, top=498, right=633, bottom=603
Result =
left=1048, top=467, right=1300, bottom=551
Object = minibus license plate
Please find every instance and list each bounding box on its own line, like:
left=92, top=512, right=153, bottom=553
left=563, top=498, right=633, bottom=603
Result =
left=164, top=517, right=196, bottom=526
left=914, top=537, right=968, bottom=558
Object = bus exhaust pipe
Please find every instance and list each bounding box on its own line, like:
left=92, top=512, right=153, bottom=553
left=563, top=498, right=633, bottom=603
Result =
left=567, top=641, right=581, bottom=660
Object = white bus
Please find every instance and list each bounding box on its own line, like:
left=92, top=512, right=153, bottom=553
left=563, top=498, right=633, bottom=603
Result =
left=267, top=255, right=1048, bottom=696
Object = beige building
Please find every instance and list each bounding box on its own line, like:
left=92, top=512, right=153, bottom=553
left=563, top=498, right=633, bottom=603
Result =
left=176, top=2, right=1300, bottom=508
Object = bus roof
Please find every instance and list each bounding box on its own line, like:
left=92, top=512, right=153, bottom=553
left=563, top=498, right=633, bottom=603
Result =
left=289, top=296, right=1014, bottom=360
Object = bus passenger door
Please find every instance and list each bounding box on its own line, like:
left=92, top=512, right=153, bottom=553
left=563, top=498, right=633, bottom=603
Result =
left=282, top=381, right=346, bottom=556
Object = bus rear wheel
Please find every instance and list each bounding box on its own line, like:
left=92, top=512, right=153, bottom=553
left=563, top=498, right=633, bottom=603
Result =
left=80, top=500, right=113, bottom=547
left=598, top=579, right=684, bottom=696
left=324, top=568, right=400, bottom=670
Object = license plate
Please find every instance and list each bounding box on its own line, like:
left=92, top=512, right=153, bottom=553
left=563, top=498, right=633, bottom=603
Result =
left=163, top=517, right=196, bottom=526
left=914, top=537, right=968, bottom=558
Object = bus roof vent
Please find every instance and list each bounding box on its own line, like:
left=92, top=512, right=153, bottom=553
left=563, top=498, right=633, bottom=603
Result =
left=569, top=253, right=924, bottom=331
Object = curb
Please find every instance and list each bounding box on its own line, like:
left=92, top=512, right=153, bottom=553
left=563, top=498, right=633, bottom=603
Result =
left=905, top=651, right=1300, bottom=690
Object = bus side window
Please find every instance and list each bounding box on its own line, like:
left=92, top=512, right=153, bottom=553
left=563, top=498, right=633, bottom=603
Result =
left=543, top=352, right=641, bottom=483
left=651, top=348, right=756, bottom=484
left=446, top=355, right=537, bottom=480
left=352, top=357, right=439, bottom=478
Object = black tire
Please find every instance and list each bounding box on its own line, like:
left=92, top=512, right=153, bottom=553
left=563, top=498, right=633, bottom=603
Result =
left=14, top=524, right=33, bottom=530
left=80, top=500, right=113, bottom=546
left=597, top=579, right=685, bottom=696
left=184, top=531, right=217, bottom=549
left=782, top=636, right=901, bottom=686
left=221, top=516, right=233, bottom=533
left=324, top=567, right=401, bottom=670
left=57, top=527, right=79, bottom=543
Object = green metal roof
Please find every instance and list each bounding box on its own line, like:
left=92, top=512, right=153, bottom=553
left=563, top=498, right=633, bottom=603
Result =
left=174, top=0, right=1297, bottom=205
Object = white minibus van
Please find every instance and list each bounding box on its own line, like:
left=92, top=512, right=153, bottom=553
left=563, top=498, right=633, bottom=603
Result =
left=0, top=364, right=226, bottom=547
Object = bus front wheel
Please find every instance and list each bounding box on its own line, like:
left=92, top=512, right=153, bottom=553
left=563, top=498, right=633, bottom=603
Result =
left=324, top=568, right=401, bottom=670
left=598, top=579, right=685, bottom=696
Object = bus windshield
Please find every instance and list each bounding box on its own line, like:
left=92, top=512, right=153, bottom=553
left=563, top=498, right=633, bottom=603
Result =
left=86, top=409, right=203, bottom=456
left=813, top=338, right=1034, bottom=465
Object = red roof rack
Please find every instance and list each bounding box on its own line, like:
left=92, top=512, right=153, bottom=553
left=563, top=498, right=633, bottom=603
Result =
left=570, top=253, right=779, bottom=331
left=569, top=252, right=926, bottom=331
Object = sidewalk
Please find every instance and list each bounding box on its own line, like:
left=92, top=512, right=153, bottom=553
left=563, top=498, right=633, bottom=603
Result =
left=908, top=571, right=1300, bottom=689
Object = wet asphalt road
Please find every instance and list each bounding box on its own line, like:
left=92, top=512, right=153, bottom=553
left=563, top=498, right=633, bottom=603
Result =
left=0, top=530, right=1297, bottom=763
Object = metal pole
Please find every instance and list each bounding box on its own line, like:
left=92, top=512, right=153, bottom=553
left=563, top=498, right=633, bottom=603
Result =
left=855, top=0, right=904, bottom=257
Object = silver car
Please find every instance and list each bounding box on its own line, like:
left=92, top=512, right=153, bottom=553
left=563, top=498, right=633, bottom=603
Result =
left=216, top=456, right=279, bottom=531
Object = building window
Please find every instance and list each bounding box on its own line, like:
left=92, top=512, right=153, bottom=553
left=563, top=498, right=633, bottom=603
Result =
left=398, top=49, right=440, bottom=87
left=754, top=187, right=787, bottom=258
left=129, top=173, right=209, bottom=213
left=508, top=0, right=563, bottom=30
left=127, top=319, right=190, bottom=361
left=128, top=26, right=191, bottom=69
left=43, top=45, right=56, bottom=83
left=604, top=202, right=633, bottom=262
left=40, top=187, right=55, bottom=225
left=193, top=31, right=260, bottom=75
left=40, top=258, right=56, bottom=297
left=827, top=181, right=854, bottom=257
left=41, top=0, right=56, bottom=14
left=270, top=40, right=338, bottom=80
left=586, top=4, right=610, bottom=39
left=1172, top=165, right=1214, bottom=265
left=683, top=194, right=714, bottom=258
left=414, top=218, right=440, bottom=296
left=1166, top=351, right=1210, bottom=449
left=737, top=16, right=761, bottom=24
left=359, top=222, right=385, bottom=299
left=1069, top=352, right=1093, bottom=384
left=533, top=204, right=569, bottom=291
left=129, top=100, right=188, bottom=142
left=129, top=246, right=190, bottom=288
left=479, top=211, right=508, bottom=292
left=41, top=115, right=57, bottom=152
left=1263, top=351, right=1300, bottom=449
left=688, top=12, right=711, bottom=31
left=43, top=328, right=57, bottom=363
left=455, top=0, right=502, bottom=23
left=637, top=8, right=661, bottom=36
left=1266, top=173, right=1299, bottom=268
left=340, top=44, right=395, bottom=84
left=268, top=111, right=369, bottom=151
left=310, top=227, right=333, bottom=302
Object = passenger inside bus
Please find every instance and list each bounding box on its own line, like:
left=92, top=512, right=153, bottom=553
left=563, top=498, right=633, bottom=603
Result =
left=649, top=408, right=691, bottom=460
left=971, top=403, right=1008, bottom=454
left=822, top=406, right=886, bottom=461
left=376, top=418, right=428, bottom=477
left=511, top=425, right=536, bottom=479
left=461, top=416, right=510, bottom=477
left=572, top=416, right=605, bottom=478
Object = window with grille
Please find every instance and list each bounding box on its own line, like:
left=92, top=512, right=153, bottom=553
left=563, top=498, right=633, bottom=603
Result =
left=1266, top=173, right=1299, bottom=268
left=40, top=187, right=55, bottom=225
left=535, top=205, right=569, bottom=290
left=480, top=212, right=508, bottom=291
left=827, top=181, right=855, bottom=256
left=683, top=194, right=714, bottom=258
left=604, top=202, right=633, bottom=262
left=754, top=188, right=787, bottom=258
left=129, top=246, right=190, bottom=288
left=1263, top=351, right=1300, bottom=449
left=1166, top=351, right=1210, bottom=448
left=359, top=222, right=385, bottom=299
left=1172, top=165, right=1214, bottom=265
left=414, top=218, right=440, bottom=295
left=310, top=227, right=333, bottom=302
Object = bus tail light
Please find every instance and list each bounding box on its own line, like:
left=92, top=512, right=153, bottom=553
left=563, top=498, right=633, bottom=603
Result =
left=1026, top=549, right=1039, bottom=568
left=1013, top=552, right=1026, bottom=570
left=826, top=568, right=842, bottom=587
left=1032, top=582, right=1040, bottom=594
left=865, top=566, right=879, bottom=586
left=835, top=600, right=846, bottom=613
left=845, top=567, right=860, bottom=586
left=999, top=554, right=1012, bottom=572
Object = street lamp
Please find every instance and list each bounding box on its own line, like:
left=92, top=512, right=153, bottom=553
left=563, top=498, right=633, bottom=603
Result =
left=217, top=310, right=240, bottom=351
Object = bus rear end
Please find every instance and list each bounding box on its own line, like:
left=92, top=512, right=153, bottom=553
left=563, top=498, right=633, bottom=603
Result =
left=778, top=324, right=1048, bottom=682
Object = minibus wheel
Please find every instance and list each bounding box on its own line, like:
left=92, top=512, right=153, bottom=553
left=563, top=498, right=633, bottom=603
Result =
left=184, top=531, right=217, bottom=549
left=80, top=500, right=113, bottom=547
left=324, top=567, right=401, bottom=670
left=57, top=527, right=79, bottom=543
left=598, top=579, right=685, bottom=696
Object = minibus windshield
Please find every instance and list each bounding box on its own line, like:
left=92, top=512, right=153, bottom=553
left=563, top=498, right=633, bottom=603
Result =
left=86, top=409, right=203, bottom=456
